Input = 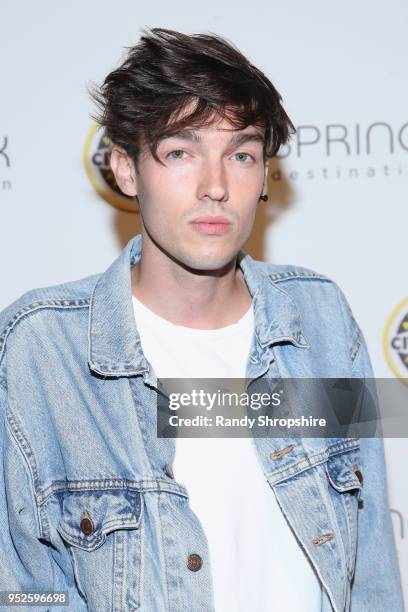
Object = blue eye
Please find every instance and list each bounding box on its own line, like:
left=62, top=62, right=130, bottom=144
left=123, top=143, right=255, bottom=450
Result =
left=234, top=152, right=253, bottom=162
left=168, top=150, right=187, bottom=159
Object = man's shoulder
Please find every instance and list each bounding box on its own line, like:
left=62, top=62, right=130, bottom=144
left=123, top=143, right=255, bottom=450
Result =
left=0, top=273, right=101, bottom=363
left=254, top=259, right=360, bottom=354
left=254, top=259, right=334, bottom=285
left=256, top=259, right=351, bottom=313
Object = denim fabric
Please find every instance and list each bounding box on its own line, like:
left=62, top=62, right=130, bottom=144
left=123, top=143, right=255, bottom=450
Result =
left=0, top=233, right=404, bottom=611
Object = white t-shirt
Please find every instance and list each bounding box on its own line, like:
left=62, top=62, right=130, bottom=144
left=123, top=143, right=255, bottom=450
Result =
left=132, top=295, right=322, bottom=611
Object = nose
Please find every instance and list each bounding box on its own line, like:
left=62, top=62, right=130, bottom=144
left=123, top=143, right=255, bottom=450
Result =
left=196, top=158, right=228, bottom=203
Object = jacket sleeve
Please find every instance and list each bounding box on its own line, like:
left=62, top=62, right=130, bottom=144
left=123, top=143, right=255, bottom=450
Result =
left=336, top=286, right=405, bottom=611
left=0, top=383, right=70, bottom=610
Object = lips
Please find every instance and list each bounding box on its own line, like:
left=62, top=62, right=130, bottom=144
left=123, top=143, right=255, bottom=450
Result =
left=190, top=216, right=232, bottom=236
left=190, top=215, right=231, bottom=224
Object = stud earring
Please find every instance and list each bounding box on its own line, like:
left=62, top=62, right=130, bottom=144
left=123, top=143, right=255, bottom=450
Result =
left=259, top=194, right=269, bottom=202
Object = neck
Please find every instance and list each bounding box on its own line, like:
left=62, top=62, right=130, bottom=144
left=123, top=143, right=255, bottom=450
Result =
left=131, top=233, right=252, bottom=330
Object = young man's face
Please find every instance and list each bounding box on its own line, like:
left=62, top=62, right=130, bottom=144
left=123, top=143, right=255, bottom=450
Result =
left=111, top=111, right=268, bottom=272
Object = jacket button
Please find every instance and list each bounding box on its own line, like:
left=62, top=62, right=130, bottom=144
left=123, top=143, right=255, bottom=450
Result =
left=353, top=467, right=363, bottom=485
left=164, top=463, right=174, bottom=479
left=80, top=513, right=94, bottom=536
left=187, top=553, right=203, bottom=571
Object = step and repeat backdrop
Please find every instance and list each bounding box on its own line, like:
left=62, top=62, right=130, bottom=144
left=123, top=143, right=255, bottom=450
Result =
left=1, top=0, right=407, bottom=603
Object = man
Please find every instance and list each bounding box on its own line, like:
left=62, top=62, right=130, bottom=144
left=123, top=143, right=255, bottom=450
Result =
left=0, top=27, right=403, bottom=612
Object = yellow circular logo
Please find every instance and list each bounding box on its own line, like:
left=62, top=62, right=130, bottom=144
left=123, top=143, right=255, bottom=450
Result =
left=83, top=123, right=139, bottom=213
left=383, top=297, right=408, bottom=382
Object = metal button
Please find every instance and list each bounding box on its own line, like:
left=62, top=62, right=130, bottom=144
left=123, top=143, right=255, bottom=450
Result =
left=80, top=511, right=94, bottom=536
left=164, top=463, right=174, bottom=479
left=187, top=553, right=203, bottom=572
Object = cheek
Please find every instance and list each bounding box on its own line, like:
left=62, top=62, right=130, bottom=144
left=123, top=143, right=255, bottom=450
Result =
left=165, top=167, right=197, bottom=194
left=233, top=165, right=265, bottom=188
left=227, top=171, right=264, bottom=211
left=238, top=205, right=258, bottom=237
left=140, top=165, right=195, bottom=202
left=137, top=177, right=185, bottom=232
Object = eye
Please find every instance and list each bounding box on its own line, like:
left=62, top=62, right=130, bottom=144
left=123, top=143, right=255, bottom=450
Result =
left=233, top=152, right=254, bottom=163
left=167, top=149, right=188, bottom=160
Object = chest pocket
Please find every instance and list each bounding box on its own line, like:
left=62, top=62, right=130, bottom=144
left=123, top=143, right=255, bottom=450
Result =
left=56, top=488, right=143, bottom=612
left=325, top=448, right=363, bottom=582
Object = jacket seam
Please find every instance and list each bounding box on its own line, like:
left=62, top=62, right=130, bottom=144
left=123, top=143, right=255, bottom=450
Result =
left=159, top=492, right=172, bottom=611
left=0, top=300, right=90, bottom=367
left=333, top=286, right=361, bottom=365
left=36, top=478, right=189, bottom=506
left=6, top=406, right=41, bottom=493
left=270, top=273, right=332, bottom=283
left=4, top=415, right=43, bottom=537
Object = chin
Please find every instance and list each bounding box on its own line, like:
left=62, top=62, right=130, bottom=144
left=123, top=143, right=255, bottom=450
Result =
left=178, top=249, right=237, bottom=272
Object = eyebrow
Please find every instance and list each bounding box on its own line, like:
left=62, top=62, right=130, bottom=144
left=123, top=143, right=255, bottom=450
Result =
left=160, top=130, right=265, bottom=147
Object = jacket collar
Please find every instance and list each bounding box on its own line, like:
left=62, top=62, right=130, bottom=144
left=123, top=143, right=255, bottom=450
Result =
left=88, top=233, right=309, bottom=377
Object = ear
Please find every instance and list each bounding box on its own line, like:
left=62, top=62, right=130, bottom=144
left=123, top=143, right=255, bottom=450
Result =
left=109, top=145, right=138, bottom=197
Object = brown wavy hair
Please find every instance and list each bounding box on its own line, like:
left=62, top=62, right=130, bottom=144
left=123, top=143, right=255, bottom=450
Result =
left=88, top=27, right=296, bottom=168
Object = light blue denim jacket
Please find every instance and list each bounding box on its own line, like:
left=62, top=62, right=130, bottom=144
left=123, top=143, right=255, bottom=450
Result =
left=0, top=233, right=404, bottom=612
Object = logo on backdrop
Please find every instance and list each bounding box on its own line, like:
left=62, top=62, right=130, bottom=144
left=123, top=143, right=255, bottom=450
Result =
left=272, top=121, right=408, bottom=183
left=383, top=298, right=408, bottom=382
left=83, top=123, right=139, bottom=213
left=0, top=135, right=11, bottom=193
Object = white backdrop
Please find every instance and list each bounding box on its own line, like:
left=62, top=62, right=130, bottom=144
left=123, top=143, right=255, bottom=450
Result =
left=1, top=0, right=407, bottom=604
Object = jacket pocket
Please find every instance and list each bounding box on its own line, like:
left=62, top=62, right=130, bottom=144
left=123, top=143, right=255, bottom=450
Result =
left=56, top=488, right=143, bottom=612
left=325, top=448, right=363, bottom=582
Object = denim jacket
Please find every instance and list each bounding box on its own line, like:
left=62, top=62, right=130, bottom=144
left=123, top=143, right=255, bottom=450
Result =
left=0, top=233, right=404, bottom=612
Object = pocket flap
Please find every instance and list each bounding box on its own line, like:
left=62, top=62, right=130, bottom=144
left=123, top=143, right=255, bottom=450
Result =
left=326, top=450, right=363, bottom=493
left=57, top=489, right=142, bottom=551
